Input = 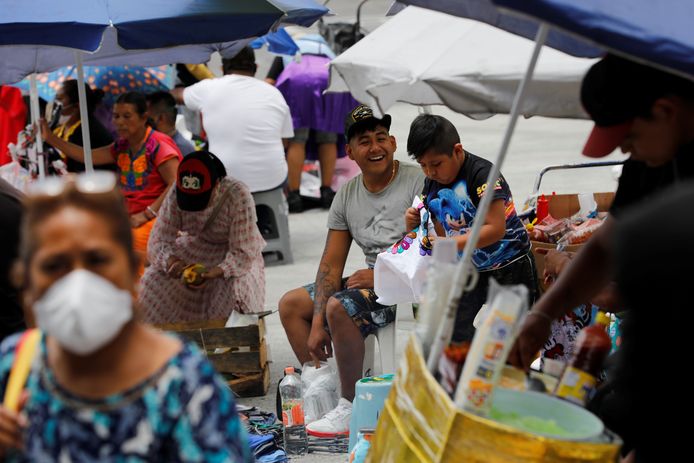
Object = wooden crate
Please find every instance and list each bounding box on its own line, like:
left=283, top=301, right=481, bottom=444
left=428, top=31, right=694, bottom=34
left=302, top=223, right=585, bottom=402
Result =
left=156, top=318, right=270, bottom=397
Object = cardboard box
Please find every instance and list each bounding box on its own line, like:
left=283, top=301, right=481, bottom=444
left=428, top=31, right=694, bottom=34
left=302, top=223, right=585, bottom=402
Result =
left=531, top=192, right=615, bottom=292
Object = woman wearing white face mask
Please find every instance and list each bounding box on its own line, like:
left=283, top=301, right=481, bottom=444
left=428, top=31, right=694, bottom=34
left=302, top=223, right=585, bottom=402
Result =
left=49, top=80, right=116, bottom=173
left=0, top=174, right=253, bottom=462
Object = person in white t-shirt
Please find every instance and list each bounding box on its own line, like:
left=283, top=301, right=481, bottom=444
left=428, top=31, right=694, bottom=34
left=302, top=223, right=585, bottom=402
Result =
left=172, top=47, right=294, bottom=192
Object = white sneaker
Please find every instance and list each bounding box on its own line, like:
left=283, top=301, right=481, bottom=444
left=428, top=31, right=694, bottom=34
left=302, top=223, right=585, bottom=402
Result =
left=306, top=398, right=352, bottom=437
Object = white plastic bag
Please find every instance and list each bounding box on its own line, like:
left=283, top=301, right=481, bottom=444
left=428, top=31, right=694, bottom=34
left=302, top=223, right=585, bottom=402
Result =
left=0, top=161, right=31, bottom=193
left=374, top=196, right=435, bottom=305
left=301, top=362, right=338, bottom=424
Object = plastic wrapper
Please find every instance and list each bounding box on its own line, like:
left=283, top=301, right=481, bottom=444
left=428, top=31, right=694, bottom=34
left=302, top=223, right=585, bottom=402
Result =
left=531, top=216, right=571, bottom=244
left=0, top=161, right=31, bottom=192
left=560, top=219, right=604, bottom=246
left=453, top=279, right=528, bottom=416
left=301, top=362, right=338, bottom=424
left=415, top=238, right=457, bottom=357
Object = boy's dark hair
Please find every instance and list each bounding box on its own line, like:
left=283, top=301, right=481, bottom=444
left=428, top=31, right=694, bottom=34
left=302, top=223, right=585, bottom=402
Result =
left=222, top=46, right=257, bottom=75
left=407, top=114, right=460, bottom=161
left=147, top=91, right=177, bottom=124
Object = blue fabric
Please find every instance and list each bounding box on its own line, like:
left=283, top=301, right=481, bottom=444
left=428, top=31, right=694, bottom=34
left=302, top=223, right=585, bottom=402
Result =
left=247, top=433, right=275, bottom=451
left=0, top=1, right=282, bottom=51
left=0, top=0, right=328, bottom=85
left=108, top=1, right=282, bottom=50
left=492, top=0, right=694, bottom=77
left=256, top=449, right=288, bottom=462
left=250, top=29, right=300, bottom=56
left=401, top=0, right=600, bottom=57
left=0, top=1, right=108, bottom=51
left=0, top=333, right=253, bottom=462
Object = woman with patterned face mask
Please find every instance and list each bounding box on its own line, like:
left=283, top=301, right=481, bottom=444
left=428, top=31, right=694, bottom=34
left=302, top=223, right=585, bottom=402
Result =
left=139, top=151, right=266, bottom=325
left=0, top=173, right=252, bottom=461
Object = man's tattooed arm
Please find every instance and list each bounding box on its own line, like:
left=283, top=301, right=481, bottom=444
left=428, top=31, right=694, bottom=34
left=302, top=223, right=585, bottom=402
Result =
left=313, top=229, right=352, bottom=317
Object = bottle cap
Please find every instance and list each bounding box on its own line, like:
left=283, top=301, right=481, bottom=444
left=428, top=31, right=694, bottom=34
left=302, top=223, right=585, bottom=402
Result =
left=284, top=366, right=295, bottom=375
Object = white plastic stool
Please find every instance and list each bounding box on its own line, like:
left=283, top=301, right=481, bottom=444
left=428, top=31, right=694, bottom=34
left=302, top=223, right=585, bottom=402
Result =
left=362, top=321, right=396, bottom=377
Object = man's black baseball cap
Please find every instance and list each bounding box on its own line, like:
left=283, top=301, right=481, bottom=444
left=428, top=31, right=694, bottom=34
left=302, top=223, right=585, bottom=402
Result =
left=344, top=104, right=392, bottom=141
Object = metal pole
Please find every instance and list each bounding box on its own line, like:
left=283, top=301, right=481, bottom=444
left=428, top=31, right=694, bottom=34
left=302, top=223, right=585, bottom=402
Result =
left=29, top=74, right=46, bottom=179
left=427, top=23, right=550, bottom=373
left=29, top=74, right=44, bottom=152
left=531, top=160, right=625, bottom=195
left=74, top=51, right=94, bottom=174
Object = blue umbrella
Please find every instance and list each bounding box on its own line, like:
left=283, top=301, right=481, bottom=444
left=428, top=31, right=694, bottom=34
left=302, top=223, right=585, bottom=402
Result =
left=399, top=0, right=600, bottom=58
left=0, top=0, right=329, bottom=84
left=270, top=0, right=330, bottom=27
left=14, top=65, right=174, bottom=105
left=402, top=0, right=694, bottom=78
left=250, top=30, right=336, bottom=61
left=0, top=1, right=282, bottom=51
left=0, top=0, right=329, bottom=51
left=250, top=29, right=300, bottom=56
left=491, top=0, right=694, bottom=77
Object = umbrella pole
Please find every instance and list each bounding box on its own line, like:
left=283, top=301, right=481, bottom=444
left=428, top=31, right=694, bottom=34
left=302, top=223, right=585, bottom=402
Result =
left=426, top=23, right=550, bottom=375
left=29, top=74, right=45, bottom=179
left=74, top=52, right=94, bottom=174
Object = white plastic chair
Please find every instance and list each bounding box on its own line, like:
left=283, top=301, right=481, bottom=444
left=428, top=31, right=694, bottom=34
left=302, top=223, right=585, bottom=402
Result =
left=362, top=318, right=396, bottom=377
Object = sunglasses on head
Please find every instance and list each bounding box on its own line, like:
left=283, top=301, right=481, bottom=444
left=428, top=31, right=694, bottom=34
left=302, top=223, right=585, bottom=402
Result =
left=27, top=171, right=117, bottom=197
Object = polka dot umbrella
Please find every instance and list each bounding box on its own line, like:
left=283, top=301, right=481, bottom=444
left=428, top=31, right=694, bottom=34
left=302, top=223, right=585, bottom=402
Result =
left=16, top=65, right=174, bottom=106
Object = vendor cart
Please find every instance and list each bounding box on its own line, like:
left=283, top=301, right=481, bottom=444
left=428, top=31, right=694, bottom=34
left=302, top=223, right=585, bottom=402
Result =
left=317, top=0, right=368, bottom=55
left=530, top=160, right=625, bottom=197
left=526, top=160, right=624, bottom=290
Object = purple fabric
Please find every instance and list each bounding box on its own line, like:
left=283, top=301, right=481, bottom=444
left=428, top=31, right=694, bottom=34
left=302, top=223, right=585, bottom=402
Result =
left=276, top=54, right=359, bottom=134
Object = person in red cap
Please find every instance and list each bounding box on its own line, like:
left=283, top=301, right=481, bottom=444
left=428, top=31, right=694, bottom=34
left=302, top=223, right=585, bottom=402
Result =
left=508, top=54, right=694, bottom=456
left=510, top=53, right=694, bottom=371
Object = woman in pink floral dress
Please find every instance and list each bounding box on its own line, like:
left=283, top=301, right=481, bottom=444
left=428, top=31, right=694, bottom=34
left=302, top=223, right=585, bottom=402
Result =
left=139, top=151, right=266, bottom=324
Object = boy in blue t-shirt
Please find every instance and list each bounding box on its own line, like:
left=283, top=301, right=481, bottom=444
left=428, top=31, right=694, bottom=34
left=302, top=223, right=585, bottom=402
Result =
left=405, top=114, right=537, bottom=342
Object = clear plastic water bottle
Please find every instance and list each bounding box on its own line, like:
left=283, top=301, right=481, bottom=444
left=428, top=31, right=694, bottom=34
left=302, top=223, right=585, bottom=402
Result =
left=280, top=366, right=308, bottom=455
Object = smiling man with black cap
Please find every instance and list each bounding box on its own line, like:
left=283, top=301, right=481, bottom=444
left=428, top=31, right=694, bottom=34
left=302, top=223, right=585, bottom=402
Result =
left=278, top=104, right=424, bottom=438
left=511, top=54, right=694, bottom=369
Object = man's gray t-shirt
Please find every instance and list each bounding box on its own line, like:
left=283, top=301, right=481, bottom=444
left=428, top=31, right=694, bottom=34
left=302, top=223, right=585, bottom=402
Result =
left=328, top=162, right=425, bottom=268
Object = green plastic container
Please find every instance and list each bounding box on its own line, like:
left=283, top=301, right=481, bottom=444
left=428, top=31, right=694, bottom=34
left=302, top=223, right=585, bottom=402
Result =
left=490, top=388, right=605, bottom=441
